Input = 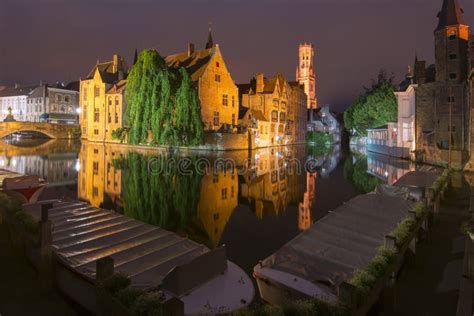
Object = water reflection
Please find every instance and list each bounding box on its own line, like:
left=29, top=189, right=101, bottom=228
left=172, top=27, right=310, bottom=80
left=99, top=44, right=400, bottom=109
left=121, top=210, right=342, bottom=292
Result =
left=1, top=139, right=420, bottom=272
left=76, top=142, right=344, bottom=251
left=0, top=139, right=79, bottom=187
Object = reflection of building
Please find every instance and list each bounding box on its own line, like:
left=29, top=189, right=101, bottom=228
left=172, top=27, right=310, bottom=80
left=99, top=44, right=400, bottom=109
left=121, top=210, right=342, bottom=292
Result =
left=197, top=169, right=238, bottom=248
left=80, top=54, right=128, bottom=142
left=241, top=150, right=291, bottom=218
left=296, top=43, right=317, bottom=109
left=366, top=152, right=414, bottom=185
left=298, top=173, right=316, bottom=231
left=166, top=32, right=239, bottom=131
left=78, top=142, right=123, bottom=207
left=0, top=153, right=78, bottom=187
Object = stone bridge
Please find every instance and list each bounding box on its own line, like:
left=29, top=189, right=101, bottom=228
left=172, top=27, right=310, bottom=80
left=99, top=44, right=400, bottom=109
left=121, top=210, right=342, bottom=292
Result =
left=0, top=122, right=80, bottom=139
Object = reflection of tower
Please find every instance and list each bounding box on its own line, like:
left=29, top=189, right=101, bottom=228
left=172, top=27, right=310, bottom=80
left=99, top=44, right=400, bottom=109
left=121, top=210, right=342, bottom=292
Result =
left=296, top=43, right=317, bottom=109
left=298, top=172, right=316, bottom=231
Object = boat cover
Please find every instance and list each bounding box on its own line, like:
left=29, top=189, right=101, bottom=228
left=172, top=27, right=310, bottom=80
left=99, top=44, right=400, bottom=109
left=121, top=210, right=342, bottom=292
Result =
left=25, top=201, right=213, bottom=290
left=258, top=192, right=414, bottom=293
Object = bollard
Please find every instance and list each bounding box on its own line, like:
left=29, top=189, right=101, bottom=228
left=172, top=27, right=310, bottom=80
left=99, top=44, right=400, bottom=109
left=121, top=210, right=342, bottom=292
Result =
left=385, top=235, right=397, bottom=251
left=96, top=257, right=115, bottom=282
left=39, top=203, right=53, bottom=257
left=339, top=282, right=357, bottom=308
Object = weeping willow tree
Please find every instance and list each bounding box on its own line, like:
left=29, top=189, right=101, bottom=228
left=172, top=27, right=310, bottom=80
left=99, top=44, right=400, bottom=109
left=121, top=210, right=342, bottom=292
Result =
left=123, top=49, right=204, bottom=147
left=175, top=68, right=204, bottom=146
left=125, top=49, right=166, bottom=145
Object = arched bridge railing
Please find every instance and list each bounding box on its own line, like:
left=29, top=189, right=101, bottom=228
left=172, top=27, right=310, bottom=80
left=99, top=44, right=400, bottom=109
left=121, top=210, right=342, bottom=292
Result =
left=0, top=122, right=80, bottom=139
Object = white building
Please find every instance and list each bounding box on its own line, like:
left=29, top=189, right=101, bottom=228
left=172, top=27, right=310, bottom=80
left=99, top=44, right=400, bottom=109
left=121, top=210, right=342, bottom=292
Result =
left=0, top=85, right=37, bottom=121
left=367, top=70, right=417, bottom=159
left=0, top=83, right=79, bottom=124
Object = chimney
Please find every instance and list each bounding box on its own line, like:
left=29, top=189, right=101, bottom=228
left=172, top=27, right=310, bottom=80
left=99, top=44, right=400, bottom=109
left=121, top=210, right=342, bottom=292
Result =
left=14, top=83, right=19, bottom=89
left=112, top=54, right=119, bottom=73
left=188, top=43, right=195, bottom=57
left=256, top=73, right=264, bottom=93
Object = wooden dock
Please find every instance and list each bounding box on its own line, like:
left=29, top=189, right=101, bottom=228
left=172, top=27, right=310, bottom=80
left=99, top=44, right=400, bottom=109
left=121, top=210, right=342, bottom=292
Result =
left=22, top=200, right=254, bottom=314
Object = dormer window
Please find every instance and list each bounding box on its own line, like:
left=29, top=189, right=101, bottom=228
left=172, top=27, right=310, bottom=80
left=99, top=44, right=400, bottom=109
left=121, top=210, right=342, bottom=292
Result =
left=216, top=62, right=220, bottom=68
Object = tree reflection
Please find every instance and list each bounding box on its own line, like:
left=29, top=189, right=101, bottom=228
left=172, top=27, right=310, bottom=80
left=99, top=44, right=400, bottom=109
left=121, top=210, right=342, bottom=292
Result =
left=343, top=154, right=382, bottom=193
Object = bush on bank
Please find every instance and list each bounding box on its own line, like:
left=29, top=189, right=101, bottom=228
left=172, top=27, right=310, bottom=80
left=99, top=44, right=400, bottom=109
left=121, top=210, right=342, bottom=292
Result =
left=431, top=169, right=450, bottom=196
left=99, top=273, right=165, bottom=316
left=307, top=132, right=333, bottom=146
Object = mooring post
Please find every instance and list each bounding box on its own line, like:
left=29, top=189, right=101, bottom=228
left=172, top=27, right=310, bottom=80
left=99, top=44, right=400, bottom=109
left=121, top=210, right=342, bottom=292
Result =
left=339, top=282, right=356, bottom=308
left=96, top=257, right=114, bottom=282
left=384, top=235, right=397, bottom=251
left=39, top=203, right=53, bottom=257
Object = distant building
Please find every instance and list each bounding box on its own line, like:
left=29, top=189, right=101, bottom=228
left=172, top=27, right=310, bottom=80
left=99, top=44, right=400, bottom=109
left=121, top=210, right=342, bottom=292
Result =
left=0, top=85, right=37, bottom=122
left=28, top=83, right=79, bottom=124
left=165, top=32, right=239, bottom=131
left=308, top=105, right=341, bottom=143
left=80, top=54, right=128, bottom=142
left=0, top=83, right=79, bottom=124
left=296, top=43, right=317, bottom=109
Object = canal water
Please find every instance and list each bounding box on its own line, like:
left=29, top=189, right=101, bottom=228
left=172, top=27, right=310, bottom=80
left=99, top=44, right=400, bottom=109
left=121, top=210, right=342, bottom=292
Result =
left=0, top=139, right=417, bottom=298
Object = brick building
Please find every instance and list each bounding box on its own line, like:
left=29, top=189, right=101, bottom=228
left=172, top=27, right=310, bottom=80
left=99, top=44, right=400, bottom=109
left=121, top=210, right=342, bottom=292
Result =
left=79, top=54, right=128, bottom=142
left=414, top=0, right=472, bottom=169
left=165, top=32, right=239, bottom=131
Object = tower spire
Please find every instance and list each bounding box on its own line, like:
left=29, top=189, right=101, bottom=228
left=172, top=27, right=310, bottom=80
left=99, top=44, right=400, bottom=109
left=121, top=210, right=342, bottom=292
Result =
left=206, top=21, right=214, bottom=49
left=133, top=48, right=138, bottom=65
left=436, top=0, right=466, bottom=31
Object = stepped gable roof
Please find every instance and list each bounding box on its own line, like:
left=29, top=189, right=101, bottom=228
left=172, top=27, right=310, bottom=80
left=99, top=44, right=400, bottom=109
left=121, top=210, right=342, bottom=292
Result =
left=86, top=57, right=128, bottom=84
left=165, top=47, right=213, bottom=81
left=0, top=85, right=37, bottom=97
left=107, top=79, right=127, bottom=94
left=436, top=0, right=466, bottom=31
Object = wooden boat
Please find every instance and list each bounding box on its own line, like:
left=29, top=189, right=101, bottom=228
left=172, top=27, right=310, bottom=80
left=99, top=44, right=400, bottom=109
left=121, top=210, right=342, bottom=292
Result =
left=0, top=169, right=46, bottom=203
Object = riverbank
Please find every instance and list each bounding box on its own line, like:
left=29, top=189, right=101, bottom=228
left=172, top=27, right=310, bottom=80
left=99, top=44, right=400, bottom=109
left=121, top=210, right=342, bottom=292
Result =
left=0, top=220, right=80, bottom=316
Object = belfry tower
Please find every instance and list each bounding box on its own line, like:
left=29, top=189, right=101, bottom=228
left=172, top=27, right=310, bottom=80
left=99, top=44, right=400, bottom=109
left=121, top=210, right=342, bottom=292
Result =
left=296, top=43, right=317, bottom=109
left=434, top=0, right=469, bottom=83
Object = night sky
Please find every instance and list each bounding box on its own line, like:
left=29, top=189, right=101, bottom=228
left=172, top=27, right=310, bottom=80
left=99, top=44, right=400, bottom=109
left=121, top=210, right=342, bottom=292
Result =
left=1, top=0, right=473, bottom=112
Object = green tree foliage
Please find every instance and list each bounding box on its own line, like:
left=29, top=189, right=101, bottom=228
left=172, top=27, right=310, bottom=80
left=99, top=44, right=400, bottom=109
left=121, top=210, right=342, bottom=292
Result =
left=175, top=68, right=204, bottom=146
left=343, top=155, right=382, bottom=194
left=124, top=49, right=204, bottom=146
left=116, top=153, right=203, bottom=233
left=344, top=70, right=397, bottom=136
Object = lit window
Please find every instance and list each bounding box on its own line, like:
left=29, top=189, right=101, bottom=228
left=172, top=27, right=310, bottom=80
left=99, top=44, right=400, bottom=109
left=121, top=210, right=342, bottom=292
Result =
left=115, top=96, right=119, bottom=106
left=232, top=96, right=235, bottom=107
left=215, top=74, right=221, bottom=82
left=222, top=94, right=228, bottom=106
left=216, top=62, right=220, bottom=68
left=94, top=86, right=100, bottom=97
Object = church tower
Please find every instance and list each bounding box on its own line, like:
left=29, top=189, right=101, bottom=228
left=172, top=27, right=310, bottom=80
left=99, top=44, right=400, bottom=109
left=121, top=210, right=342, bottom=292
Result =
left=434, top=0, right=469, bottom=83
left=296, top=43, right=317, bottom=109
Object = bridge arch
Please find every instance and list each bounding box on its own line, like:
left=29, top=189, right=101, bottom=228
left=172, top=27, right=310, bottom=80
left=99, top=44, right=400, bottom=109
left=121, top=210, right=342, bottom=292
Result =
left=0, top=122, right=80, bottom=140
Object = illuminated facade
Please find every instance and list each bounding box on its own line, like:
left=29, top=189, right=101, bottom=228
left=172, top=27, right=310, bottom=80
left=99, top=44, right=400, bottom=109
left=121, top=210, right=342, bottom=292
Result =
left=240, top=73, right=307, bottom=148
left=165, top=36, right=239, bottom=131
left=296, top=43, right=317, bottom=109
left=79, top=54, right=128, bottom=142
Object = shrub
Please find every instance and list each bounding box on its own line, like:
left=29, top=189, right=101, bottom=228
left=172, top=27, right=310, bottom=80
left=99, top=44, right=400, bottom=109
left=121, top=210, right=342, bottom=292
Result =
left=112, top=127, right=129, bottom=143
left=100, top=273, right=131, bottom=296
left=413, top=202, right=428, bottom=219
left=116, top=287, right=143, bottom=309
left=431, top=169, right=450, bottom=196
left=308, top=132, right=333, bottom=146
left=131, top=291, right=165, bottom=316
left=391, top=218, right=415, bottom=247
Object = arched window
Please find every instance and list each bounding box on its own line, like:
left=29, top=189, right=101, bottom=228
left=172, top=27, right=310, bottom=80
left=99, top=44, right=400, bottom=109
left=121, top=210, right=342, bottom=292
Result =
left=115, top=96, right=119, bottom=106
left=108, top=97, right=112, bottom=106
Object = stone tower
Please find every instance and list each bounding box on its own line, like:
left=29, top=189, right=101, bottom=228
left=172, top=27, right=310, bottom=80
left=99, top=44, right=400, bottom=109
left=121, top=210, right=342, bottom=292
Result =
left=296, top=43, right=317, bottom=109
left=434, top=0, right=469, bottom=83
